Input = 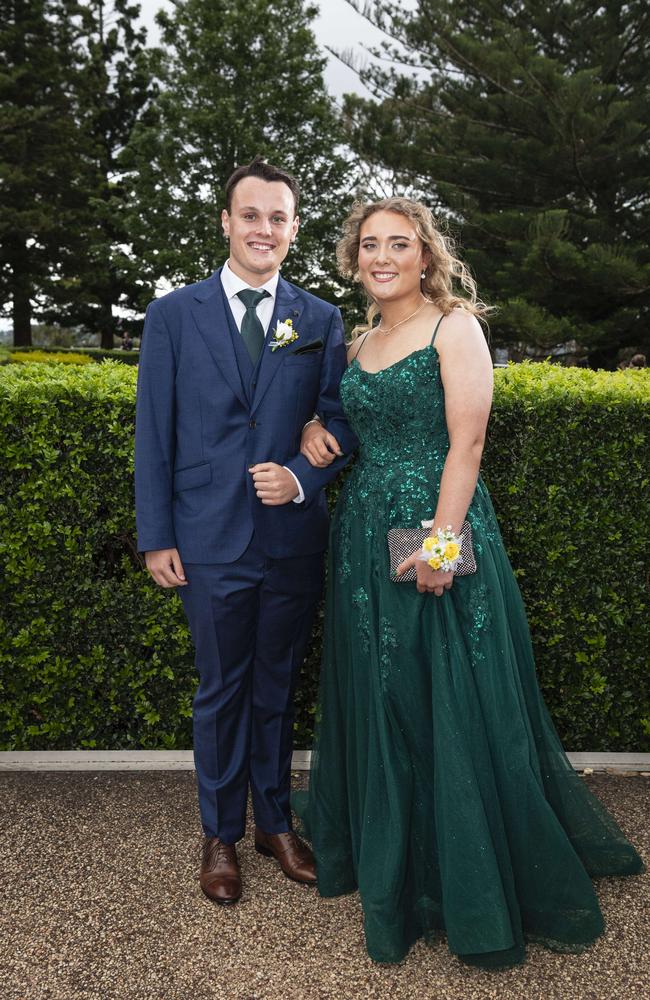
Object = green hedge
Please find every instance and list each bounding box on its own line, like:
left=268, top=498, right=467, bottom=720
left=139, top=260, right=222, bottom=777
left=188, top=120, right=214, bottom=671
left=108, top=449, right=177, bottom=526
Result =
left=8, top=350, right=95, bottom=366
left=0, top=361, right=648, bottom=751
left=4, top=345, right=140, bottom=365
left=0, top=361, right=194, bottom=749
left=482, top=364, right=649, bottom=750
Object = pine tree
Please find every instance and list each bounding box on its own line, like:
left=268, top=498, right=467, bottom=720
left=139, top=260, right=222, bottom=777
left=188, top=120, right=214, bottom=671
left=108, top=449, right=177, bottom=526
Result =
left=340, top=0, right=650, bottom=364
left=123, top=0, right=351, bottom=300
left=49, top=0, right=152, bottom=347
left=0, top=0, right=81, bottom=345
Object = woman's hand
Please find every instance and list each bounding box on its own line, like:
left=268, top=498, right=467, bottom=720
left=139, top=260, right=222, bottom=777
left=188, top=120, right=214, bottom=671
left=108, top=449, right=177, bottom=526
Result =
left=300, top=421, right=343, bottom=468
left=396, top=550, right=454, bottom=596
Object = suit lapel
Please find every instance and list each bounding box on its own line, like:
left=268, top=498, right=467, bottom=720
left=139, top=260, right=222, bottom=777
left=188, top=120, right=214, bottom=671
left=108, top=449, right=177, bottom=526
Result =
left=190, top=270, right=248, bottom=409
left=252, top=277, right=303, bottom=414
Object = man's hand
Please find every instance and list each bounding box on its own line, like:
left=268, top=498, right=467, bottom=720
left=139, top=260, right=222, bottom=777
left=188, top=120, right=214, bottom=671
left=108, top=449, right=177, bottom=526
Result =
left=396, top=550, right=454, bottom=596
left=300, top=421, right=343, bottom=468
left=250, top=463, right=299, bottom=505
left=145, top=548, right=188, bottom=588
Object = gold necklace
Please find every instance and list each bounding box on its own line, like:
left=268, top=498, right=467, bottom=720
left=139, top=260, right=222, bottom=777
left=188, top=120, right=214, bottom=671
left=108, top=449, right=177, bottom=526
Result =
left=377, top=297, right=428, bottom=335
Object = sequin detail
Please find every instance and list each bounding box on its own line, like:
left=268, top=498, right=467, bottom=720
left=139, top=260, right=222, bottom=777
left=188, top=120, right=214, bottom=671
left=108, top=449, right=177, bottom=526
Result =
left=352, top=587, right=370, bottom=653
left=336, top=499, right=352, bottom=580
left=468, top=582, right=492, bottom=664
left=339, top=349, right=448, bottom=538
left=379, top=617, right=399, bottom=686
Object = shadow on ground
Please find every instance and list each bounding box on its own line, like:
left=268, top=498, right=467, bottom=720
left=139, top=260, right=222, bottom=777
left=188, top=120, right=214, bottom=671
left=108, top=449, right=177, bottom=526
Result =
left=0, top=771, right=648, bottom=1000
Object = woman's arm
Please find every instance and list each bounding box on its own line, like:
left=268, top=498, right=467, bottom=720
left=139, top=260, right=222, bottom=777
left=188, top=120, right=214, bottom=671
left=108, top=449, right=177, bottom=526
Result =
left=431, top=310, right=493, bottom=531
left=396, top=311, right=493, bottom=594
left=300, top=336, right=365, bottom=467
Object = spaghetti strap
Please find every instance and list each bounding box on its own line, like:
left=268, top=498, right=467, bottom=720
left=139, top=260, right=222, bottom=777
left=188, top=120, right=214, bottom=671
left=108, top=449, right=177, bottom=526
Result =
left=351, top=331, right=371, bottom=362
left=430, top=314, right=444, bottom=346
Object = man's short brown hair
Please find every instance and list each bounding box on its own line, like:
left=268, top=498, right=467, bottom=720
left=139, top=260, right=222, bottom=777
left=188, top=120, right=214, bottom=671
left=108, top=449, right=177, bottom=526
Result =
left=224, top=156, right=300, bottom=215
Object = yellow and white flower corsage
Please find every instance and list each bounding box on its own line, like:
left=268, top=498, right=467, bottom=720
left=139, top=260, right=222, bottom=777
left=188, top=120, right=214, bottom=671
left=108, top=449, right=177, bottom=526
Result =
left=417, top=524, right=462, bottom=573
left=269, top=318, right=299, bottom=351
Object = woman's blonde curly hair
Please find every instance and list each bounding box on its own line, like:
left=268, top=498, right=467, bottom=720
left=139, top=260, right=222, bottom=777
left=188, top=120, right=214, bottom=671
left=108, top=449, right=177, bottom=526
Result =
left=336, top=197, right=491, bottom=339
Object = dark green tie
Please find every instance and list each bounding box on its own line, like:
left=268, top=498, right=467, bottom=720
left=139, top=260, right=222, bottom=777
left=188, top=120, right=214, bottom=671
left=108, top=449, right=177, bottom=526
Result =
left=237, top=288, right=270, bottom=364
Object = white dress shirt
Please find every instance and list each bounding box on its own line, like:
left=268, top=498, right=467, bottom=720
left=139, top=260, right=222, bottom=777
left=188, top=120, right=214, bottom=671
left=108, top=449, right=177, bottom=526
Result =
left=220, top=260, right=304, bottom=503
left=220, top=258, right=278, bottom=335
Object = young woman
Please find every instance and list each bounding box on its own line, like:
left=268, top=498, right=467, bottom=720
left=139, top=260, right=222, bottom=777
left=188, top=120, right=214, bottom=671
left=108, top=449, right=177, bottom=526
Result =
left=295, top=197, right=643, bottom=968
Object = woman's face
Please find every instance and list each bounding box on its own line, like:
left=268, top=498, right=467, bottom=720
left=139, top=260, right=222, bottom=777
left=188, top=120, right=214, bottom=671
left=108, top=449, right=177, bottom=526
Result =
left=357, top=210, right=427, bottom=302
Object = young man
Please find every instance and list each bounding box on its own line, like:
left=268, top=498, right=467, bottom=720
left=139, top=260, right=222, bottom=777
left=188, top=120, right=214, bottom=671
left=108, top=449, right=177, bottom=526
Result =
left=135, top=157, right=355, bottom=903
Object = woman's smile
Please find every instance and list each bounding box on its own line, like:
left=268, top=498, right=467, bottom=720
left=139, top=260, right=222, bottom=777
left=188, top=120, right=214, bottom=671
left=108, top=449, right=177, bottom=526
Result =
left=371, top=270, right=399, bottom=283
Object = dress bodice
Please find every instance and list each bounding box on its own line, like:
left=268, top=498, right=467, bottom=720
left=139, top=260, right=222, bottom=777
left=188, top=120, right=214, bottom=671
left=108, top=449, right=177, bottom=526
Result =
left=338, top=344, right=451, bottom=535
left=341, top=344, right=448, bottom=471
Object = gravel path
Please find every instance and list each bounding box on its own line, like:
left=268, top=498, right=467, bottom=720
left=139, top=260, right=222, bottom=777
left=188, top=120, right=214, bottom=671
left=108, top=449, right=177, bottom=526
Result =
left=1, top=771, right=647, bottom=1000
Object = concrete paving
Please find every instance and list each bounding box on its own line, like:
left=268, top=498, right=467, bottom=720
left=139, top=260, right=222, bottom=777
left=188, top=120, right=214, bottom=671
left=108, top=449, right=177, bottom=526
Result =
left=0, top=771, right=647, bottom=1000
left=1, top=750, right=648, bottom=772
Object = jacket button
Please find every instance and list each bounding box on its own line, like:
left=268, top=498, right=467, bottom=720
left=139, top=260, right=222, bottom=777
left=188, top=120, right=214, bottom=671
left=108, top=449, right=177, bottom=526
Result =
left=249, top=419, right=256, bottom=429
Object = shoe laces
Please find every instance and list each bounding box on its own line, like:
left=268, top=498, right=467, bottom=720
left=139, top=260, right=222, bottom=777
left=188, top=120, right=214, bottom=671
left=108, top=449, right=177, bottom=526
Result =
left=204, top=838, right=232, bottom=867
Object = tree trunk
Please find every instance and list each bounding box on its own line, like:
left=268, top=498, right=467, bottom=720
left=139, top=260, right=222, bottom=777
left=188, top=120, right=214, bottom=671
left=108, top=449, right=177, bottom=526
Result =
left=98, top=297, right=115, bottom=350
left=11, top=243, right=32, bottom=346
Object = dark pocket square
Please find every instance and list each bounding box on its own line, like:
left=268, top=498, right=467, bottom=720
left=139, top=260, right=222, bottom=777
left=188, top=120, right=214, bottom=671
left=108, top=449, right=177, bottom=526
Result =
left=290, top=339, right=323, bottom=355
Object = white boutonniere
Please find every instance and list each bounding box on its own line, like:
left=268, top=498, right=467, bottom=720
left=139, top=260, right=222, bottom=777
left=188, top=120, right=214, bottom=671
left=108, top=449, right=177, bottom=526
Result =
left=269, top=318, right=299, bottom=351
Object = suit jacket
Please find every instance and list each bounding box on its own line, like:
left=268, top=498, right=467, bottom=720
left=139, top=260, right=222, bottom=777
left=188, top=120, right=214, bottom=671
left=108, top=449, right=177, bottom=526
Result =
left=134, top=268, right=357, bottom=563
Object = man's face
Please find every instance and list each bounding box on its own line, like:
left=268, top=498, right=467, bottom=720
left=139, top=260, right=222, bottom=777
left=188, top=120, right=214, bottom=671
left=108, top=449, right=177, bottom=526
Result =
left=221, top=176, right=299, bottom=286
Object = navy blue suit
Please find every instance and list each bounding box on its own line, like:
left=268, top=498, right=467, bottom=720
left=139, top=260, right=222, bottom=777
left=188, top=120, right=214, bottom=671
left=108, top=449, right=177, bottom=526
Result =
left=135, top=268, right=356, bottom=840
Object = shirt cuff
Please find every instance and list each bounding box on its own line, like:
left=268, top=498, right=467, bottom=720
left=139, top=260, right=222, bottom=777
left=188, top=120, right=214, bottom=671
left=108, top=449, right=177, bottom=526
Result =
left=283, top=466, right=305, bottom=504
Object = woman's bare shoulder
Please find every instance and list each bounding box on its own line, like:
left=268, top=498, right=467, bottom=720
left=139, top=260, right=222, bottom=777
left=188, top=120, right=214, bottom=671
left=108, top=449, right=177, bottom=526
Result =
left=347, top=332, right=370, bottom=364
left=436, top=309, right=488, bottom=356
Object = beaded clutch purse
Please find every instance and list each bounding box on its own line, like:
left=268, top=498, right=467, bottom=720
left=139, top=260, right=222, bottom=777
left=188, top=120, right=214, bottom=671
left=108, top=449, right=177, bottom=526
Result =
left=387, top=519, right=477, bottom=582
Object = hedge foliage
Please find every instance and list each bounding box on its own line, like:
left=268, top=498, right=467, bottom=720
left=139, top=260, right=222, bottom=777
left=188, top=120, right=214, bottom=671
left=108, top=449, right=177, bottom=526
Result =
left=482, top=363, right=649, bottom=750
left=0, top=361, right=648, bottom=751
left=0, top=362, right=194, bottom=750
left=8, top=350, right=94, bottom=365
left=4, top=345, right=140, bottom=365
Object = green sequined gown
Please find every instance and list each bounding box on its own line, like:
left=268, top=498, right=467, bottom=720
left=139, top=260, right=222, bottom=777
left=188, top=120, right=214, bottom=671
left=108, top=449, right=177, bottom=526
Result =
left=295, top=331, right=643, bottom=968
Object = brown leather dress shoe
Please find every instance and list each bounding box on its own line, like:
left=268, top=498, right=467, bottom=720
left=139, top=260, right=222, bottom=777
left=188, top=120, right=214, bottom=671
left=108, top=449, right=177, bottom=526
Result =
left=254, top=827, right=317, bottom=884
left=200, top=837, right=241, bottom=904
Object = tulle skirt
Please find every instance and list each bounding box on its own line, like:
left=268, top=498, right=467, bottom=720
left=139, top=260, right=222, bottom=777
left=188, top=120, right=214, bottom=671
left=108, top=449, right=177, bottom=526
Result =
left=295, top=486, right=643, bottom=967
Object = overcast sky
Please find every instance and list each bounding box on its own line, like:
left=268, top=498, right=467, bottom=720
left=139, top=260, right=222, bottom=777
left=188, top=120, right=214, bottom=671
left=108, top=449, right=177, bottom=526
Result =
left=136, top=0, right=394, bottom=99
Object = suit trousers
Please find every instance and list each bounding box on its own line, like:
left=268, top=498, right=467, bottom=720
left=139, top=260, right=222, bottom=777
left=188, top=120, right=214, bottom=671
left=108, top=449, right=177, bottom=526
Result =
left=179, top=532, right=324, bottom=843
